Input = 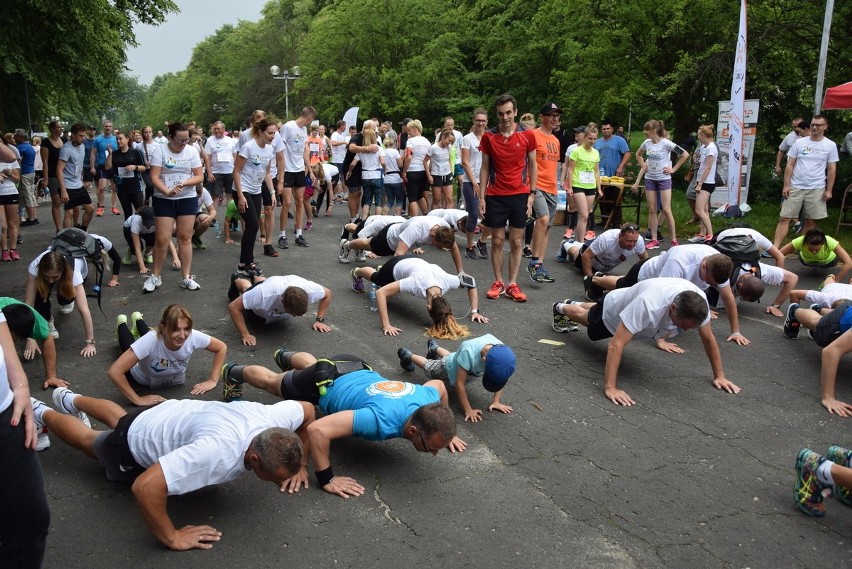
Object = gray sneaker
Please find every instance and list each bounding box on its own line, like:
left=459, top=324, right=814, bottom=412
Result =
left=476, top=240, right=488, bottom=259
left=552, top=300, right=580, bottom=332
left=277, top=235, right=289, bottom=249
left=295, top=235, right=309, bottom=247
left=142, top=274, right=162, bottom=293
left=181, top=276, right=201, bottom=291
left=338, top=239, right=350, bottom=263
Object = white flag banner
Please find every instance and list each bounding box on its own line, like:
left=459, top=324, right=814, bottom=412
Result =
left=727, top=0, right=747, bottom=206
left=342, top=107, right=359, bottom=131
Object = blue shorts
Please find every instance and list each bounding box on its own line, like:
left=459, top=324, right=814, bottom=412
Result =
left=644, top=178, right=673, bottom=192
left=453, top=163, right=464, bottom=177
left=152, top=195, right=197, bottom=218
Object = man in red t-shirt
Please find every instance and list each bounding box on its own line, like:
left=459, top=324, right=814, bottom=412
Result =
left=478, top=94, right=538, bottom=303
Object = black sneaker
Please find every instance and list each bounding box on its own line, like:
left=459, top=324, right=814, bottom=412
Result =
left=523, top=245, right=533, bottom=258
left=476, top=240, right=488, bottom=259
left=295, top=235, right=309, bottom=247
left=784, top=303, right=800, bottom=339
left=397, top=348, right=415, bottom=371
left=426, top=339, right=441, bottom=360
left=277, top=235, right=289, bottom=249
left=584, top=275, right=604, bottom=302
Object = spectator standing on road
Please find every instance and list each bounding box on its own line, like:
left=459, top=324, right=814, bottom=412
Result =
left=461, top=108, right=488, bottom=260
left=564, top=124, right=602, bottom=244
left=772, top=115, right=839, bottom=248
left=203, top=121, right=237, bottom=208
left=279, top=106, right=317, bottom=249
left=90, top=120, right=119, bottom=217
left=0, top=149, right=21, bottom=262
left=634, top=120, right=689, bottom=249
left=348, top=125, right=385, bottom=220
left=479, top=94, right=538, bottom=303
left=402, top=119, right=432, bottom=216
left=40, top=120, right=65, bottom=231
left=104, top=131, right=146, bottom=220
left=57, top=124, right=94, bottom=230
left=13, top=129, right=38, bottom=227
left=688, top=125, right=718, bottom=243
left=145, top=122, right=205, bottom=293
left=138, top=126, right=158, bottom=205
left=442, top=116, right=465, bottom=199
left=594, top=120, right=631, bottom=177
left=425, top=129, right=455, bottom=211
left=774, top=116, right=805, bottom=177
left=381, top=136, right=404, bottom=215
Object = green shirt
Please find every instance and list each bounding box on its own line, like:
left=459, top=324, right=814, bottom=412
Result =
left=791, top=235, right=838, bottom=265
left=0, top=297, right=49, bottom=341
left=569, top=146, right=600, bottom=189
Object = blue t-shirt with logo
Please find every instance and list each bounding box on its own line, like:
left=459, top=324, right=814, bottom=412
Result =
left=93, top=135, right=117, bottom=166
left=319, top=370, right=440, bottom=441
left=83, top=138, right=95, bottom=167
left=594, top=136, right=630, bottom=177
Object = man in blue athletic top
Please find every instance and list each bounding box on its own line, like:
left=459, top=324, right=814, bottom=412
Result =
left=221, top=350, right=465, bottom=498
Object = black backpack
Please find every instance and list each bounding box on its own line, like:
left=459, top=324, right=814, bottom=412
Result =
left=711, top=234, right=761, bottom=286
left=50, top=228, right=105, bottom=312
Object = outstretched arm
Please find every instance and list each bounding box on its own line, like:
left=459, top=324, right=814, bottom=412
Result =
left=820, top=330, right=852, bottom=416
left=718, top=285, right=750, bottom=345
left=306, top=411, right=365, bottom=498
left=698, top=323, right=740, bottom=395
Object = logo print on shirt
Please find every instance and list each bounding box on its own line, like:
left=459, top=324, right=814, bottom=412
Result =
left=164, top=157, right=177, bottom=169
left=366, top=381, right=416, bottom=398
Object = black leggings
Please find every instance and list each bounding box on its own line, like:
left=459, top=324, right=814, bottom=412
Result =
left=117, top=191, right=144, bottom=221
left=615, top=258, right=649, bottom=289
left=234, top=191, right=263, bottom=266
left=33, top=282, right=75, bottom=322
left=117, top=318, right=150, bottom=352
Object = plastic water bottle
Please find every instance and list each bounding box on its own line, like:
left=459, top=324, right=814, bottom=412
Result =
left=369, top=283, right=378, bottom=312
left=214, top=220, right=221, bottom=239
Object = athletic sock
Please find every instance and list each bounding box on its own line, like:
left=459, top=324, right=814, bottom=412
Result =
left=817, top=459, right=835, bottom=486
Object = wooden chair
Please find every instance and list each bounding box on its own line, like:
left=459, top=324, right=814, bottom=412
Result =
left=837, top=183, right=852, bottom=234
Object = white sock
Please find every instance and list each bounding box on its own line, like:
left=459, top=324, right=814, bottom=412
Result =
left=279, top=231, right=286, bottom=238
left=817, top=459, right=835, bottom=486
left=295, top=229, right=302, bottom=237
left=60, top=391, right=81, bottom=414
left=32, top=402, right=47, bottom=424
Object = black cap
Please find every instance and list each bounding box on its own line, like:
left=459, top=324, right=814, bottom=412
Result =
left=139, top=207, right=155, bottom=228
left=539, top=103, right=562, bottom=115
left=399, top=118, right=412, bottom=125
left=573, top=126, right=586, bottom=133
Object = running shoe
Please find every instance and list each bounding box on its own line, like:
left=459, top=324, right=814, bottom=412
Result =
left=792, top=221, right=803, bottom=234
left=277, top=235, right=289, bottom=249
left=338, top=239, right=350, bottom=263
left=59, top=301, right=75, bottom=314
left=584, top=230, right=596, bottom=241
left=273, top=347, right=294, bottom=372
left=552, top=301, right=579, bottom=332
left=504, top=283, right=527, bottom=302
left=1, top=250, right=9, bottom=262
left=52, top=387, right=91, bottom=428
left=555, top=240, right=569, bottom=263
left=111, top=207, right=120, bottom=215
left=794, top=448, right=831, bottom=517
left=121, top=249, right=133, bottom=265
left=523, top=245, right=532, bottom=258
left=584, top=275, right=603, bottom=302
left=221, top=363, right=243, bottom=402
left=827, top=446, right=852, bottom=507
left=476, top=240, right=488, bottom=259
left=96, top=206, right=104, bottom=217
left=351, top=269, right=365, bottom=293
left=645, top=239, right=660, bottom=250
left=9, top=250, right=19, bottom=261
left=531, top=264, right=554, bottom=283
left=810, top=303, right=823, bottom=313
left=47, top=318, right=59, bottom=340
left=263, top=244, right=279, bottom=257
left=670, top=239, right=679, bottom=247
left=465, top=246, right=478, bottom=260
left=130, top=311, right=144, bottom=339
left=305, top=221, right=313, bottom=231
left=295, top=235, right=309, bottom=247
left=181, top=276, right=201, bottom=291
left=486, top=280, right=505, bottom=299
left=784, top=303, right=800, bottom=339
left=688, top=234, right=707, bottom=243
left=116, top=314, right=128, bottom=343
left=562, top=228, right=574, bottom=240
left=397, top=348, right=415, bottom=371
left=527, top=262, right=542, bottom=282
left=142, top=274, right=162, bottom=293
left=31, top=398, right=50, bottom=452
left=356, top=250, right=367, bottom=263
left=426, top=339, right=441, bottom=361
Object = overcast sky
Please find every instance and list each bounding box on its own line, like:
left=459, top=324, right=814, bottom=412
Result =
left=125, top=0, right=269, bottom=86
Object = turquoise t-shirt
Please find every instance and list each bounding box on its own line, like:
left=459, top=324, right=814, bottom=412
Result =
left=791, top=235, right=838, bottom=265
left=319, top=369, right=440, bottom=441
left=443, top=333, right=503, bottom=386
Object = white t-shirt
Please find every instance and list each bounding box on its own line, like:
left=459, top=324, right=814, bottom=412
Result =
left=330, top=131, right=348, bottom=163
left=90, top=233, right=114, bottom=253
left=393, top=258, right=460, bottom=298
left=564, top=143, right=580, bottom=161
left=386, top=216, right=450, bottom=250
left=58, top=142, right=85, bottom=190
left=361, top=215, right=405, bottom=239
left=352, top=148, right=383, bottom=180
left=427, top=144, right=452, bottom=176
left=281, top=121, right=308, bottom=173
left=804, top=283, right=852, bottom=308
left=29, top=248, right=85, bottom=286
left=788, top=137, right=840, bottom=190
left=0, top=160, right=20, bottom=195
left=716, top=228, right=773, bottom=252
left=204, top=136, right=237, bottom=174
left=0, top=312, right=11, bottom=413
left=241, top=276, right=326, bottom=323
left=150, top=144, right=202, bottom=200
left=317, top=163, right=339, bottom=186
left=382, top=148, right=402, bottom=184
left=197, top=188, right=214, bottom=212
left=602, top=278, right=710, bottom=339
left=778, top=130, right=800, bottom=152
left=267, top=132, right=285, bottom=179
left=127, top=399, right=304, bottom=496
left=124, top=214, right=156, bottom=235
left=139, top=141, right=159, bottom=165
left=237, top=139, right=274, bottom=194
left=586, top=229, right=646, bottom=272
left=427, top=209, right=467, bottom=228
left=639, top=138, right=685, bottom=181
left=154, top=135, right=168, bottom=145
left=129, top=329, right=212, bottom=387
left=405, top=136, right=431, bottom=172
left=699, top=142, right=718, bottom=183
left=461, top=132, right=483, bottom=183
left=638, top=244, right=729, bottom=291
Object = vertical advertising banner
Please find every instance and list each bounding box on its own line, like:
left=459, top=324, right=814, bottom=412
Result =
left=714, top=100, right=759, bottom=209
left=726, top=0, right=748, bottom=207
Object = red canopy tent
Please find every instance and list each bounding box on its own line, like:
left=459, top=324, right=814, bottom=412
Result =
left=823, top=81, right=852, bottom=109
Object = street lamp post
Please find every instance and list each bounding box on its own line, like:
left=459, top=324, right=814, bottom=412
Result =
left=269, top=65, right=301, bottom=119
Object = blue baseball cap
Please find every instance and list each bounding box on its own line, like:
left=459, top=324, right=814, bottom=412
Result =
left=482, top=344, right=515, bottom=392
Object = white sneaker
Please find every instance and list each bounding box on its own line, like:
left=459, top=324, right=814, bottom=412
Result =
left=356, top=250, right=367, bottom=263
left=48, top=318, right=59, bottom=340
left=142, top=274, right=162, bottom=293
left=181, top=276, right=201, bottom=291
left=338, top=239, right=350, bottom=263
left=52, top=387, right=91, bottom=428
left=30, top=397, right=50, bottom=452
left=59, top=301, right=75, bottom=314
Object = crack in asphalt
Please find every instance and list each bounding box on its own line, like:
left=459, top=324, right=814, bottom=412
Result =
left=372, top=475, right=419, bottom=536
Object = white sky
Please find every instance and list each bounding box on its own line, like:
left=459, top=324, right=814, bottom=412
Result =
left=125, top=0, right=268, bottom=86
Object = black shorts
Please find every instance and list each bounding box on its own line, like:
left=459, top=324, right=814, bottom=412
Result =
left=283, top=171, right=306, bottom=188
left=64, top=188, right=92, bottom=210
left=370, top=254, right=410, bottom=287
left=572, top=243, right=590, bottom=271
left=152, top=195, right=197, bottom=218
left=813, top=302, right=852, bottom=348
left=96, top=166, right=115, bottom=181
left=83, top=169, right=94, bottom=183
left=0, top=193, right=20, bottom=206
left=278, top=354, right=368, bottom=404
left=699, top=183, right=716, bottom=193
left=431, top=173, right=453, bottom=187
left=260, top=177, right=276, bottom=207
left=210, top=173, right=233, bottom=197
left=405, top=171, right=428, bottom=202
left=615, top=258, right=649, bottom=289
left=93, top=407, right=148, bottom=483
left=586, top=300, right=612, bottom=341
left=123, top=226, right=155, bottom=248
left=369, top=224, right=400, bottom=257
left=484, top=193, right=528, bottom=229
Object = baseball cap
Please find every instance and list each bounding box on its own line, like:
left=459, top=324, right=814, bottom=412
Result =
left=539, top=103, right=563, bottom=115
left=573, top=126, right=586, bottom=133
left=399, top=117, right=412, bottom=125
left=139, top=207, right=155, bottom=228
left=481, top=344, right=516, bottom=392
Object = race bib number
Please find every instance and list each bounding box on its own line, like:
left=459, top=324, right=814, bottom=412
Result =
left=118, top=167, right=133, bottom=178
left=579, top=170, right=595, bottom=184
left=647, top=160, right=663, bottom=175
left=216, top=151, right=233, bottom=163
left=164, top=173, right=189, bottom=189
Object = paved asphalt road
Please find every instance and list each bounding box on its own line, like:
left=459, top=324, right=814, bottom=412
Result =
left=4, top=200, right=851, bottom=568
